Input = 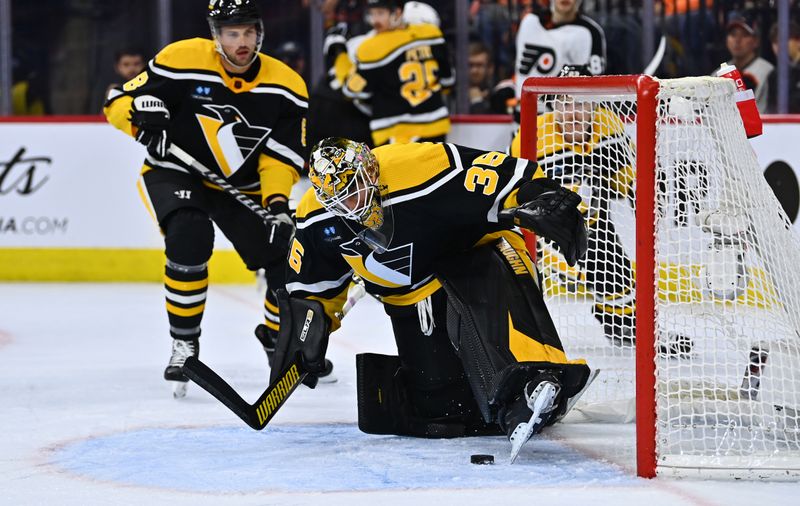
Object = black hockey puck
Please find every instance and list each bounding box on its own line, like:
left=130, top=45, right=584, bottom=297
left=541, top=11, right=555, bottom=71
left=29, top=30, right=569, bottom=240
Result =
left=470, top=454, right=494, bottom=465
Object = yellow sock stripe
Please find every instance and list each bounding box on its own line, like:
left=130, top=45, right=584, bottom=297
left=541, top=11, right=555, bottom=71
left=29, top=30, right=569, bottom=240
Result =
left=164, top=276, right=209, bottom=292
left=166, top=301, right=206, bottom=317
left=263, top=319, right=280, bottom=331
left=264, top=298, right=279, bottom=314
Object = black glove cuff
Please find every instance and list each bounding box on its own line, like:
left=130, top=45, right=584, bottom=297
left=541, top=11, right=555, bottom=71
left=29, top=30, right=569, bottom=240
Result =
left=266, top=200, right=290, bottom=216
left=517, top=177, right=562, bottom=204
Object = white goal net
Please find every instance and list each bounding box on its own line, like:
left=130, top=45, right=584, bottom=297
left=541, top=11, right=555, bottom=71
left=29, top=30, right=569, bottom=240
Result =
left=520, top=75, right=800, bottom=479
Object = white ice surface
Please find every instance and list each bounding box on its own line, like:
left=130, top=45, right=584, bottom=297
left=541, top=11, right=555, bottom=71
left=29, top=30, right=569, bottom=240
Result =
left=1, top=283, right=798, bottom=505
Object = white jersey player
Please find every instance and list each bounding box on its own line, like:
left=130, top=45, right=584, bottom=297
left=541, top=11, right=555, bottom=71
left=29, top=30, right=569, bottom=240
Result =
left=514, top=0, right=606, bottom=99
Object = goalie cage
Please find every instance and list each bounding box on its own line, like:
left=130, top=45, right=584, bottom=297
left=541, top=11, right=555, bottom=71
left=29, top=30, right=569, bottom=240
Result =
left=519, top=75, right=800, bottom=480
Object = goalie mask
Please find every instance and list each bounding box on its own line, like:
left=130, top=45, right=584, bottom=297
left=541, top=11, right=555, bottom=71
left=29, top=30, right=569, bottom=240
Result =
left=309, top=138, right=384, bottom=229
left=207, top=0, right=264, bottom=69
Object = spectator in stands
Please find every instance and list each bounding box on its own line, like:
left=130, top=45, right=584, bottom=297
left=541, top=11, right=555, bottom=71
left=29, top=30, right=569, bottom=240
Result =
left=662, top=0, right=717, bottom=77
left=471, top=0, right=513, bottom=79
left=767, top=20, right=800, bottom=114
left=721, top=16, right=773, bottom=113
left=104, top=48, right=146, bottom=102
left=468, top=41, right=495, bottom=113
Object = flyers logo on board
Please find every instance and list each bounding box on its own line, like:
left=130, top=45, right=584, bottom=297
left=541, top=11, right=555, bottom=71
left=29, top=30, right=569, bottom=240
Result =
left=196, top=104, right=271, bottom=177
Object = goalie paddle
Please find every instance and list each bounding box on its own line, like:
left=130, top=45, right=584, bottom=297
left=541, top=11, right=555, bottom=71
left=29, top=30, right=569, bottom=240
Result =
left=182, top=352, right=309, bottom=430
left=182, top=276, right=368, bottom=430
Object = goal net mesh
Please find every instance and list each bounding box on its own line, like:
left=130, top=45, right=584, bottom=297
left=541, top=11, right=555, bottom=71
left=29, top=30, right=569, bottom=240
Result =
left=530, top=76, right=800, bottom=475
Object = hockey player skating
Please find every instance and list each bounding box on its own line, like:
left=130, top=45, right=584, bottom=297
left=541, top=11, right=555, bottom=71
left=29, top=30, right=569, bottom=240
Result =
left=103, top=0, right=324, bottom=397
left=514, top=0, right=606, bottom=102
left=271, top=138, right=592, bottom=461
left=343, top=0, right=454, bottom=146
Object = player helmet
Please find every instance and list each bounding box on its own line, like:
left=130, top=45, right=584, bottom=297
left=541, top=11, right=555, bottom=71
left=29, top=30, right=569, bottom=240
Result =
left=207, top=0, right=264, bottom=68
left=402, top=2, right=440, bottom=27
left=309, top=138, right=384, bottom=228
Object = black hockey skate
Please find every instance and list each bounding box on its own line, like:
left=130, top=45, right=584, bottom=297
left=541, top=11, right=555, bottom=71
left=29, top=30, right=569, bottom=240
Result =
left=164, top=338, right=199, bottom=398
left=254, top=323, right=277, bottom=368
left=255, top=324, right=337, bottom=383
left=500, top=373, right=561, bottom=464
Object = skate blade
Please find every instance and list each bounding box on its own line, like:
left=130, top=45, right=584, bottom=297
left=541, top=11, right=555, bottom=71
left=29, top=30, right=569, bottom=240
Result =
left=172, top=381, right=188, bottom=399
left=509, top=382, right=558, bottom=464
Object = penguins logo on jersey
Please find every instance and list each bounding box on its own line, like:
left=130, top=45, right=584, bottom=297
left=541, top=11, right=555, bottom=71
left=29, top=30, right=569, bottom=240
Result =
left=519, top=44, right=557, bottom=74
left=196, top=104, right=272, bottom=176
left=340, top=237, right=413, bottom=288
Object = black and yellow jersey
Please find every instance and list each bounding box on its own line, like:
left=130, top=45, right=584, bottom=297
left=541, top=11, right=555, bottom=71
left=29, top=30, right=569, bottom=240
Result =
left=343, top=24, right=454, bottom=146
left=510, top=106, right=635, bottom=221
left=104, top=38, right=308, bottom=204
left=286, top=142, right=545, bottom=331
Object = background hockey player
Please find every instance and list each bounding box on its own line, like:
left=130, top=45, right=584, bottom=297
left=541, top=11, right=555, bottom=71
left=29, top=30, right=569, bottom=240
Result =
left=514, top=0, right=606, bottom=109
left=510, top=64, right=636, bottom=347
left=103, top=0, right=315, bottom=396
left=509, top=64, right=691, bottom=356
left=271, top=137, right=591, bottom=461
left=343, top=0, right=454, bottom=146
left=307, top=20, right=373, bottom=149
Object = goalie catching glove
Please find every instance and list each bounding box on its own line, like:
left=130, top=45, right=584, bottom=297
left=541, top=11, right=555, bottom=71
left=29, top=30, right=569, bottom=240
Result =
left=270, top=289, right=331, bottom=388
left=501, top=177, right=588, bottom=266
left=130, top=95, right=171, bottom=158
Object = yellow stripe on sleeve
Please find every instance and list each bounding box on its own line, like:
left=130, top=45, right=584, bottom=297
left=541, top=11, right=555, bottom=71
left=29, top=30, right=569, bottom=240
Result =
left=259, top=154, right=300, bottom=204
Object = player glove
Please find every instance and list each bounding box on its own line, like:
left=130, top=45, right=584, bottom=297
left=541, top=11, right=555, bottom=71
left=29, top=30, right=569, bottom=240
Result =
left=130, top=95, right=171, bottom=158
left=265, top=200, right=296, bottom=250
left=501, top=178, right=588, bottom=267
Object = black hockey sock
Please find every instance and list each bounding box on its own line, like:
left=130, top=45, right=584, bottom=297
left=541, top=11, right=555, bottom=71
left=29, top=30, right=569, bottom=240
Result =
left=164, top=259, right=208, bottom=340
left=263, top=290, right=280, bottom=335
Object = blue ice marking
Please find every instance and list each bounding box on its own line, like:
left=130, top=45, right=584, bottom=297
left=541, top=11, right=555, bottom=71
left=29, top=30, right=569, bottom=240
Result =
left=49, top=423, right=634, bottom=493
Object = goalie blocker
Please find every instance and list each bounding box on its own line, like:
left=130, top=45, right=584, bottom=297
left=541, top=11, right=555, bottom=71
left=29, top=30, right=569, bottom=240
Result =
left=356, top=237, right=591, bottom=438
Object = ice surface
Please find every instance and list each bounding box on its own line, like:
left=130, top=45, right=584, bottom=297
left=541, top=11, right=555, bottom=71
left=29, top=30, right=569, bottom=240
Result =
left=1, top=283, right=798, bottom=505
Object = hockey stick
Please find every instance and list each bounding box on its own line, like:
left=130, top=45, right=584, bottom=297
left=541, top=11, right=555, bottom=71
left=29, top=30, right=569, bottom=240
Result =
left=183, top=353, right=306, bottom=430
left=182, top=278, right=367, bottom=430
left=167, top=144, right=278, bottom=226
left=643, top=35, right=666, bottom=76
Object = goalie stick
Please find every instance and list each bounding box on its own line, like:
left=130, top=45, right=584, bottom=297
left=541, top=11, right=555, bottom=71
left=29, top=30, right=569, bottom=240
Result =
left=182, top=279, right=367, bottom=430
left=183, top=352, right=306, bottom=430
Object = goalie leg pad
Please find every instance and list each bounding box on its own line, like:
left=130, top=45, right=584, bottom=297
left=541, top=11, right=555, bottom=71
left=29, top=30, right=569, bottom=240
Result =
left=437, top=234, right=590, bottom=423
left=356, top=353, right=500, bottom=438
left=270, top=290, right=330, bottom=388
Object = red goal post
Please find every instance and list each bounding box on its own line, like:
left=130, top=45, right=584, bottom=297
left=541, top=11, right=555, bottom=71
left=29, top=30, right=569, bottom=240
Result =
left=519, top=75, right=800, bottom=480
left=520, top=75, right=659, bottom=478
